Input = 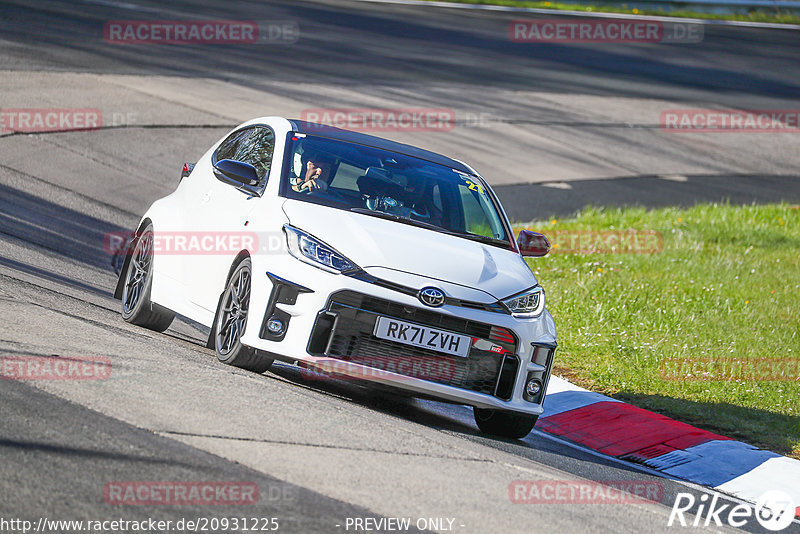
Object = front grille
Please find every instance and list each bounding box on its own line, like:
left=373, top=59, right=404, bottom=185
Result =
left=311, top=291, right=519, bottom=399
left=329, top=291, right=495, bottom=339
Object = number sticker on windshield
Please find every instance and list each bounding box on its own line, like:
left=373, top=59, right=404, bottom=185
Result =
left=455, top=171, right=485, bottom=194
left=464, top=178, right=485, bottom=194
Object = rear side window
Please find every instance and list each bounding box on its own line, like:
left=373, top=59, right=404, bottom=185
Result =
left=215, top=129, right=252, bottom=162
left=213, top=126, right=275, bottom=181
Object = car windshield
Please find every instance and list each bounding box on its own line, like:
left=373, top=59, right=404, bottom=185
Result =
left=281, top=134, right=511, bottom=247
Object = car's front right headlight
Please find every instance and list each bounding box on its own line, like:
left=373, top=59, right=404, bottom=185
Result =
left=502, top=286, right=545, bottom=317
left=283, top=225, right=358, bottom=274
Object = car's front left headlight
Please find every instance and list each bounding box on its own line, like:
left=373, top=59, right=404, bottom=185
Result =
left=502, top=286, right=545, bottom=317
left=283, top=225, right=358, bottom=274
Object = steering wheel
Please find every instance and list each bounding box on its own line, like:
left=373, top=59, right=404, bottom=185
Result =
left=410, top=204, right=431, bottom=220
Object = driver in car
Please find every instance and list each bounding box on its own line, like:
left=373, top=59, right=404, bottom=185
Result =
left=292, top=159, right=332, bottom=193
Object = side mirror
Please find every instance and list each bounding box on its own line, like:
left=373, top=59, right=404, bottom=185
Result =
left=517, top=230, right=550, bottom=257
left=213, top=159, right=260, bottom=187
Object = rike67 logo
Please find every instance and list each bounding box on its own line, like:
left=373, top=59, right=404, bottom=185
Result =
left=669, top=490, right=797, bottom=531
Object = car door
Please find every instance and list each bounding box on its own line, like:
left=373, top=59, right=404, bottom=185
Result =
left=182, top=124, right=277, bottom=316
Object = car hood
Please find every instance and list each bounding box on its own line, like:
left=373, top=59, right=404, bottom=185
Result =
left=282, top=200, right=538, bottom=301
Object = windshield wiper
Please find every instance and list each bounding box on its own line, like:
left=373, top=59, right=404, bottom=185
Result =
left=460, top=233, right=511, bottom=248
left=349, top=208, right=511, bottom=248
left=350, top=208, right=448, bottom=234
left=349, top=208, right=446, bottom=232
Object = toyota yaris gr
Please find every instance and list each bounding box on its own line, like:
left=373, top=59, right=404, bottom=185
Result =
left=115, top=117, right=557, bottom=439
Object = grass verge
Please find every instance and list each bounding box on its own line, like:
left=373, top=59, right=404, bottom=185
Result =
left=423, top=0, right=800, bottom=25
left=518, top=203, right=800, bottom=458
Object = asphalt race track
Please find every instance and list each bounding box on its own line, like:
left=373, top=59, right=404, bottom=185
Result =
left=1, top=0, right=799, bottom=533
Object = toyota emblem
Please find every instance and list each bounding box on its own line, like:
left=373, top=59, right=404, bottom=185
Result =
left=418, top=287, right=445, bottom=307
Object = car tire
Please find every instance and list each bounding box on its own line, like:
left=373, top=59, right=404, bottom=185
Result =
left=120, top=223, right=175, bottom=332
left=473, top=408, right=538, bottom=439
left=214, top=257, right=273, bottom=374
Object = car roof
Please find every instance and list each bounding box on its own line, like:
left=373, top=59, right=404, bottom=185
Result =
left=287, top=119, right=474, bottom=174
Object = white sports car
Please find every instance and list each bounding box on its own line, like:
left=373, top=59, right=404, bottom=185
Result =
left=115, top=117, right=556, bottom=438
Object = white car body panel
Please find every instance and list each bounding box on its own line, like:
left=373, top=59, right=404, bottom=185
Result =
left=133, top=116, right=556, bottom=416
left=281, top=200, right=539, bottom=301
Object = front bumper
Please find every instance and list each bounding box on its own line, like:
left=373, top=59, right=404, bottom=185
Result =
left=240, top=259, right=557, bottom=415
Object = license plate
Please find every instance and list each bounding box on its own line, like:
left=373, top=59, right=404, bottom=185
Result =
left=373, top=317, right=471, bottom=358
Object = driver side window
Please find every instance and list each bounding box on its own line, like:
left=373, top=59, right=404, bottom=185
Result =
left=214, top=126, right=275, bottom=182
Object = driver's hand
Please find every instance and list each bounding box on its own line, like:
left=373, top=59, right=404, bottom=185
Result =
left=301, top=163, right=328, bottom=192
left=307, top=177, right=328, bottom=191
left=305, top=162, right=321, bottom=181
left=298, top=177, right=326, bottom=192
left=292, top=177, right=318, bottom=193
